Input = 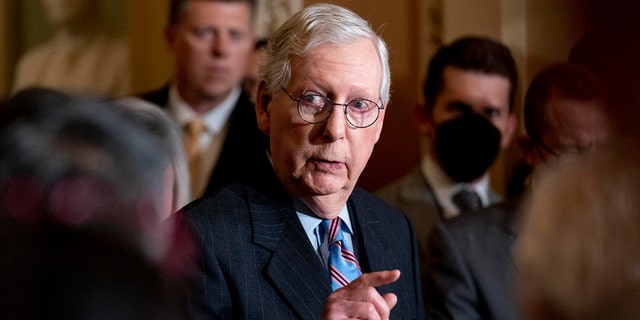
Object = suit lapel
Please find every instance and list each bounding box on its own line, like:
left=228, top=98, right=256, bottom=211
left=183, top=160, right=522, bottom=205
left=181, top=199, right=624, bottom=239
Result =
left=350, top=191, right=395, bottom=272
left=247, top=187, right=331, bottom=319
left=500, top=198, right=523, bottom=271
left=349, top=189, right=411, bottom=316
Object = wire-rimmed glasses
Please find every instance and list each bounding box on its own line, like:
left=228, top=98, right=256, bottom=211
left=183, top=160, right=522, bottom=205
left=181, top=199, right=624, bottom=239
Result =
left=282, top=87, right=384, bottom=128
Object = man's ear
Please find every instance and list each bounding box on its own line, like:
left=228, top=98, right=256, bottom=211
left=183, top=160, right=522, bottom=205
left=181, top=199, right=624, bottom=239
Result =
left=500, top=113, right=518, bottom=148
left=517, top=134, right=536, bottom=167
left=255, top=81, right=272, bottom=135
left=164, top=25, right=175, bottom=47
left=415, top=103, right=434, bottom=137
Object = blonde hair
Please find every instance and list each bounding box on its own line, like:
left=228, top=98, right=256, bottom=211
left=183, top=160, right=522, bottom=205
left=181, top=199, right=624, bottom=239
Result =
left=516, top=142, right=640, bottom=319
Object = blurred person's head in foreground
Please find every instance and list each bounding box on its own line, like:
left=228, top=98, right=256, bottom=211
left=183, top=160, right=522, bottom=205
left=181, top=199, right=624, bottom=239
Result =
left=0, top=87, right=192, bottom=318
left=116, top=97, right=191, bottom=217
left=515, top=142, right=640, bottom=320
left=518, top=63, right=611, bottom=186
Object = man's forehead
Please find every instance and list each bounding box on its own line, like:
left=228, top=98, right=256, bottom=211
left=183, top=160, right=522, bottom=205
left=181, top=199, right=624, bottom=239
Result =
left=440, top=70, right=510, bottom=107
left=178, top=1, right=253, bottom=24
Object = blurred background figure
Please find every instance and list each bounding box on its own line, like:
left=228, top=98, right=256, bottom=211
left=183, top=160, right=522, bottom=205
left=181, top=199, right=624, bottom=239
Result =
left=139, top=0, right=271, bottom=201
left=116, top=97, right=191, bottom=218
left=515, top=142, right=640, bottom=320
left=242, top=38, right=268, bottom=103
left=253, top=0, right=302, bottom=40
left=423, top=63, right=612, bottom=319
left=0, top=88, right=190, bottom=319
left=377, top=37, right=518, bottom=304
left=11, top=0, right=130, bottom=98
left=517, top=63, right=610, bottom=186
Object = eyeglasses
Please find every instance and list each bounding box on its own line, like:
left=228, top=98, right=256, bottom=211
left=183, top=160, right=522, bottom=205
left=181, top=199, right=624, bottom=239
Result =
left=281, top=87, right=384, bottom=128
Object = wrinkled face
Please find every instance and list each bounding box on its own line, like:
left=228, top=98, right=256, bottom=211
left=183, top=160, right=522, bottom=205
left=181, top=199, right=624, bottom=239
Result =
left=533, top=93, right=610, bottom=167
left=167, top=1, right=254, bottom=104
left=422, top=66, right=516, bottom=151
left=259, top=38, right=385, bottom=202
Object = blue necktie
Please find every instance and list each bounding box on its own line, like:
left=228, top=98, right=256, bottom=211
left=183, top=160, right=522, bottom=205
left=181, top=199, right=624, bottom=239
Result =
left=321, top=217, right=361, bottom=291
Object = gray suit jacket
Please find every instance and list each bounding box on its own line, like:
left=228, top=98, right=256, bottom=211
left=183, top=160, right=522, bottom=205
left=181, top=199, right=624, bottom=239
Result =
left=376, top=167, right=502, bottom=300
left=179, top=181, right=425, bottom=319
left=425, top=198, right=522, bottom=320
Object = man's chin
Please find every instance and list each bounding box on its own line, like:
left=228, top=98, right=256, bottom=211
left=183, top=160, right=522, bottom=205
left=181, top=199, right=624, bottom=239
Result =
left=303, top=177, right=354, bottom=197
left=198, top=85, right=234, bottom=100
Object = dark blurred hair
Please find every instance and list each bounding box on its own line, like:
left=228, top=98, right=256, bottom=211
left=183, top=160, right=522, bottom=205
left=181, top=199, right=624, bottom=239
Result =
left=0, top=88, right=187, bottom=319
left=524, top=63, right=606, bottom=138
left=168, top=0, right=256, bottom=26
left=0, top=87, right=169, bottom=242
left=423, top=37, right=518, bottom=113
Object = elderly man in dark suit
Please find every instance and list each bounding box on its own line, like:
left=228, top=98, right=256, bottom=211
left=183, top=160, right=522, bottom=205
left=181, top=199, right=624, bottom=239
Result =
left=424, top=63, right=612, bottom=319
left=177, top=3, right=424, bottom=319
left=140, top=0, right=271, bottom=200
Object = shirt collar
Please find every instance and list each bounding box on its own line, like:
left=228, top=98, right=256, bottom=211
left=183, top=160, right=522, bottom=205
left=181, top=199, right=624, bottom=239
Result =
left=295, top=200, right=353, bottom=252
left=422, top=155, right=490, bottom=218
left=168, top=83, right=240, bottom=134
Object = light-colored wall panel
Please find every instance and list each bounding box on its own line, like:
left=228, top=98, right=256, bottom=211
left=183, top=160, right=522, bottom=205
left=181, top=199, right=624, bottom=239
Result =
left=0, top=1, right=17, bottom=99
left=127, top=1, right=173, bottom=94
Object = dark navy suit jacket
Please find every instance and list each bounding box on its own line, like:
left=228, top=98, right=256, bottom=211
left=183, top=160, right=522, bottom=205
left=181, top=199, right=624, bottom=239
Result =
left=140, top=86, right=272, bottom=196
left=178, top=179, right=425, bottom=319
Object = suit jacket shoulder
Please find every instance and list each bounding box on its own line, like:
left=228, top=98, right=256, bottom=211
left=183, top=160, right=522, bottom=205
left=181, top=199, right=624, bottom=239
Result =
left=376, top=166, right=442, bottom=237
left=180, top=184, right=331, bottom=319
left=425, top=198, right=522, bottom=320
left=138, top=85, right=170, bottom=109
left=204, top=92, right=272, bottom=194
left=138, top=86, right=273, bottom=196
left=180, top=185, right=424, bottom=319
left=348, top=188, right=426, bottom=319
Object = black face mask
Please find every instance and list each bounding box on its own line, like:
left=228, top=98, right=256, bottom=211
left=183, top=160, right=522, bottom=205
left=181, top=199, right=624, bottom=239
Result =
left=434, top=113, right=501, bottom=182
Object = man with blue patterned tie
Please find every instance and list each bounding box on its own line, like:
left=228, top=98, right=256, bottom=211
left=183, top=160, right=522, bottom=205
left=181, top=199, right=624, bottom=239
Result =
left=176, top=3, right=424, bottom=319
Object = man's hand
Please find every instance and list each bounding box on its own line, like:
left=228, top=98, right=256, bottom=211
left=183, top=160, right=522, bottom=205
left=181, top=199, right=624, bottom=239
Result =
left=321, top=269, right=401, bottom=320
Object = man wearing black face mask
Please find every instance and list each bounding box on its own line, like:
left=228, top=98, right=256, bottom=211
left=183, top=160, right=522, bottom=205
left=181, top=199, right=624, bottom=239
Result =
left=377, top=36, right=518, bottom=311
left=424, top=63, right=611, bottom=319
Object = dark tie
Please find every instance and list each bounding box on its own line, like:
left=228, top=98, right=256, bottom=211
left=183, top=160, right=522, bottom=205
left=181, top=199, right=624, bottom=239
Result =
left=321, top=217, right=362, bottom=291
left=452, top=189, right=482, bottom=213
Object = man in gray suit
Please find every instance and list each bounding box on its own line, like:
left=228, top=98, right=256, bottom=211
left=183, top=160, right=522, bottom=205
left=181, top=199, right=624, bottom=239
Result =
left=376, top=37, right=518, bottom=300
left=177, top=4, right=424, bottom=319
left=425, top=63, right=612, bottom=319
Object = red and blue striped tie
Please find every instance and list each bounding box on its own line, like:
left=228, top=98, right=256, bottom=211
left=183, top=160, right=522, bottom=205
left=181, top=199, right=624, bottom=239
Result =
left=321, top=217, right=362, bottom=291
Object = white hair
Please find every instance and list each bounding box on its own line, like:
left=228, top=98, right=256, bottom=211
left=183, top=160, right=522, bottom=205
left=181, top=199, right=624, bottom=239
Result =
left=260, top=3, right=390, bottom=104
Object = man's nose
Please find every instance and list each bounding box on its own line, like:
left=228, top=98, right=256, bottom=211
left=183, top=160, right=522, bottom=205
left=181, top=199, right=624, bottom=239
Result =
left=211, top=33, right=230, bottom=56
left=322, top=105, right=347, bottom=141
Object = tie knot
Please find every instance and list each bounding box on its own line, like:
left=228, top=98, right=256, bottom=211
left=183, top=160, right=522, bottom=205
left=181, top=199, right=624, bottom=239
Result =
left=186, top=118, right=205, bottom=136
left=321, top=217, right=344, bottom=245
left=184, top=118, right=205, bottom=158
left=452, top=189, right=482, bottom=213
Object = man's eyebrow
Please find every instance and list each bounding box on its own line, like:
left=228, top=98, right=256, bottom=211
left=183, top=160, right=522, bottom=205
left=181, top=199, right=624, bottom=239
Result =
left=447, top=101, right=473, bottom=113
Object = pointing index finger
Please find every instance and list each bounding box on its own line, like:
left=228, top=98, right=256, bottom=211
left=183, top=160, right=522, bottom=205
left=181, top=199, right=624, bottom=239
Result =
left=353, top=269, right=401, bottom=288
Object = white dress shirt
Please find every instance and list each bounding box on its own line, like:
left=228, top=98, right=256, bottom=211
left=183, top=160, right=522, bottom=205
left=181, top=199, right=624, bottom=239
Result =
left=295, top=200, right=356, bottom=269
